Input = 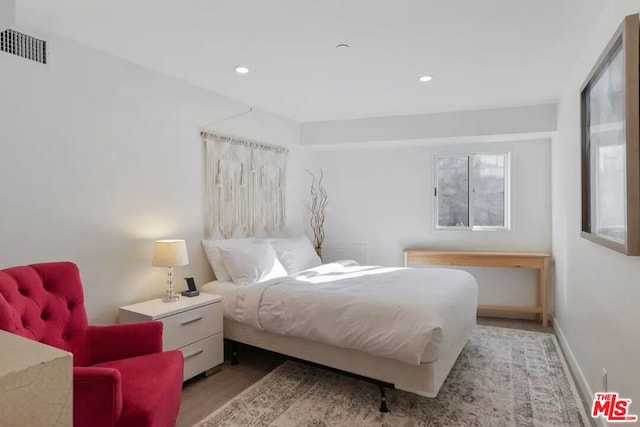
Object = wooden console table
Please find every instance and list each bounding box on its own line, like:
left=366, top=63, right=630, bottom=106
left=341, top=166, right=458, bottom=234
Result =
left=403, top=250, right=551, bottom=327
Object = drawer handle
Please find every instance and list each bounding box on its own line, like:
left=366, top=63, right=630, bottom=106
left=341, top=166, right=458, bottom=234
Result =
left=183, top=349, right=204, bottom=360
left=181, top=316, right=203, bottom=326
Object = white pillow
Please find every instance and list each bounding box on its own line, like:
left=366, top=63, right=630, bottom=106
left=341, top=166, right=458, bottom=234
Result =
left=201, top=238, right=253, bottom=281
left=270, top=235, right=322, bottom=274
left=219, top=241, right=287, bottom=286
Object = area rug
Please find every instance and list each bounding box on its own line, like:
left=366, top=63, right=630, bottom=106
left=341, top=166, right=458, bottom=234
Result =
left=195, top=326, right=590, bottom=426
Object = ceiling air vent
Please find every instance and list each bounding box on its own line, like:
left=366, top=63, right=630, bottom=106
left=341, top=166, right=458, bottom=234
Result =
left=1, top=29, right=46, bottom=64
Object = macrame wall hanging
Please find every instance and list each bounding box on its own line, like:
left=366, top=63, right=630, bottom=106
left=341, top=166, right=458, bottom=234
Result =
left=202, top=131, right=288, bottom=239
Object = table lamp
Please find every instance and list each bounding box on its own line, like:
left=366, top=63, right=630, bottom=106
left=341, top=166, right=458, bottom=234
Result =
left=152, top=239, right=189, bottom=302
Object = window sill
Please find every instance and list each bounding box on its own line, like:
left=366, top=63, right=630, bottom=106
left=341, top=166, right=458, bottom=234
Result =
left=434, top=226, right=510, bottom=232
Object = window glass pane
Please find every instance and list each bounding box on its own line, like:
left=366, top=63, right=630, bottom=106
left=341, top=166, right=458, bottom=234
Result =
left=592, top=143, right=626, bottom=242
left=588, top=43, right=626, bottom=244
left=437, top=156, right=469, bottom=227
left=471, top=154, right=506, bottom=227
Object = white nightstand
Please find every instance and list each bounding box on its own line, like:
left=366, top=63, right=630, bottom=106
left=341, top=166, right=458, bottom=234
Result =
left=119, top=293, right=223, bottom=381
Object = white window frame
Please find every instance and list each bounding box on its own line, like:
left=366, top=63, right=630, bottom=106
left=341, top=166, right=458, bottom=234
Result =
left=433, top=152, right=511, bottom=231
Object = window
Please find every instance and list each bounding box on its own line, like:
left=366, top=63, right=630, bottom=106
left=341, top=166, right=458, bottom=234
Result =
left=434, top=153, right=510, bottom=230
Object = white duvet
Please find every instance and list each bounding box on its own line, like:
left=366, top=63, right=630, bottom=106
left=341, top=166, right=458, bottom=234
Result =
left=211, top=261, right=478, bottom=366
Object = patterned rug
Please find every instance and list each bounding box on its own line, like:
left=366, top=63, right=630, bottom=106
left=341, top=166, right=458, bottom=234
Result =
left=195, top=326, right=590, bottom=426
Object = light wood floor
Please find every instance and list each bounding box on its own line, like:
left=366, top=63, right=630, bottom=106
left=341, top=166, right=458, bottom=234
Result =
left=176, top=317, right=553, bottom=427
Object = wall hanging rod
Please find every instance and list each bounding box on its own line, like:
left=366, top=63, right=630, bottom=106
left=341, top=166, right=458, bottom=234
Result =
left=200, top=131, right=289, bottom=154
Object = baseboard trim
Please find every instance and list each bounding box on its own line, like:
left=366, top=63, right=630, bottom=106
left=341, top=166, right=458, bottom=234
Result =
left=554, top=319, right=603, bottom=427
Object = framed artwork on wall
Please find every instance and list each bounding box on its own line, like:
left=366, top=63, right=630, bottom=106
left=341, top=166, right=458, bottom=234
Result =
left=581, top=14, right=640, bottom=255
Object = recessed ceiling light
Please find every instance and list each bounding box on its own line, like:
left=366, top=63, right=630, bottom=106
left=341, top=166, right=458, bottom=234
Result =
left=419, top=75, right=433, bottom=82
left=235, top=66, right=249, bottom=74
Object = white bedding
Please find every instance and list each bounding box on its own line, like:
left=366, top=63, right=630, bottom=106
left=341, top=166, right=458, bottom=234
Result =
left=201, top=261, right=477, bottom=366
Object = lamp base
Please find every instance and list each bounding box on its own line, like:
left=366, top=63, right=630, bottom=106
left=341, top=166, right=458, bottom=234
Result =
left=162, top=290, right=180, bottom=303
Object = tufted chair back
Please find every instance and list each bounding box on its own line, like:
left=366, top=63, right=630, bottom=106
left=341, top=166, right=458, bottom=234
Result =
left=0, top=262, right=91, bottom=366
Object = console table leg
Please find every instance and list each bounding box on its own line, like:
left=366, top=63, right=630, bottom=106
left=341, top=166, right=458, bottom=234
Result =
left=541, top=258, right=549, bottom=327
left=536, top=269, right=542, bottom=322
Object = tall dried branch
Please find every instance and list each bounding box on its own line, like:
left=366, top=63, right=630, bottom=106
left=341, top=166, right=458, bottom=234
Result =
left=305, top=169, right=327, bottom=248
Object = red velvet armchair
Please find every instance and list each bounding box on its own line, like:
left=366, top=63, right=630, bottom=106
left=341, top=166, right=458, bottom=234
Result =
left=0, top=262, right=184, bottom=427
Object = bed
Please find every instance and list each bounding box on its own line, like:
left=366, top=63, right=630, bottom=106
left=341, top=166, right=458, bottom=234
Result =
left=199, top=236, right=478, bottom=408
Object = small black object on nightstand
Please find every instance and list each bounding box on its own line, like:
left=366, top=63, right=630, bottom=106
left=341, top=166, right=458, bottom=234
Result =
left=181, top=277, right=200, bottom=297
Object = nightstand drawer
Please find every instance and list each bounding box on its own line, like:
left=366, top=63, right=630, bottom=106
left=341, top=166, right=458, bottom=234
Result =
left=180, top=332, right=223, bottom=381
left=162, top=302, right=222, bottom=350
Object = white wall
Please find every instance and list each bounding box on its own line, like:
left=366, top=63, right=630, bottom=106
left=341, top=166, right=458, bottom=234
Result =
left=0, top=30, right=306, bottom=323
left=302, top=104, right=556, bottom=146
left=0, top=0, right=15, bottom=31
left=552, top=0, right=640, bottom=414
left=311, top=138, right=551, bottom=310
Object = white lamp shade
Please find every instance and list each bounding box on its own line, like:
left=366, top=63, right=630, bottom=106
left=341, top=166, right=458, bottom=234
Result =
left=152, top=240, right=189, bottom=267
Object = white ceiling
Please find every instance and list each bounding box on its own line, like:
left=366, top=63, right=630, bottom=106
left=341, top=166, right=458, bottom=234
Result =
left=17, top=0, right=603, bottom=122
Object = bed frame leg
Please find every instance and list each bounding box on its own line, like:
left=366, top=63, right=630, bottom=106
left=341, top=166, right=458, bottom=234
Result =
left=379, top=385, right=389, bottom=413
left=230, top=341, right=239, bottom=365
